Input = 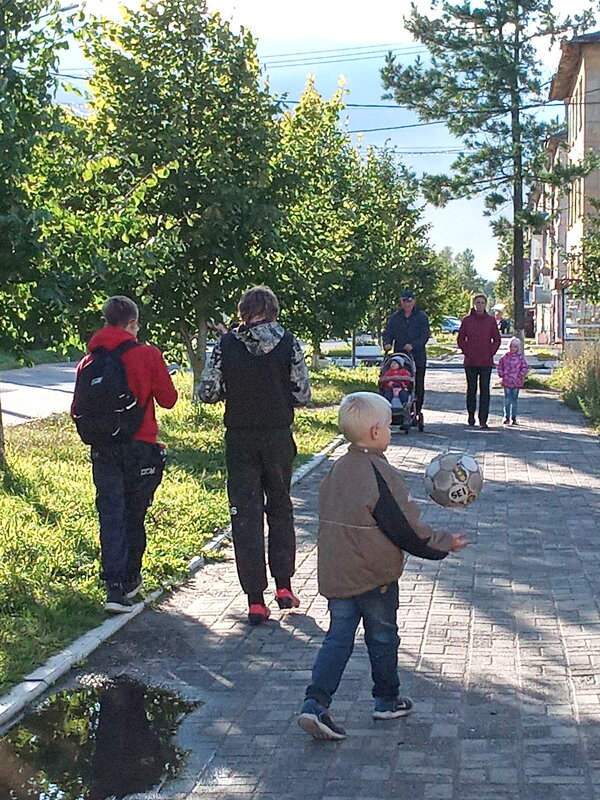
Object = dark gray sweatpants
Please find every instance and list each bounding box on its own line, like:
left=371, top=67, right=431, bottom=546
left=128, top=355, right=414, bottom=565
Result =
left=225, top=427, right=297, bottom=597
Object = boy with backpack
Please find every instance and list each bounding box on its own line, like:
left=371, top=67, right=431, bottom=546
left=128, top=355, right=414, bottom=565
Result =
left=71, top=296, right=178, bottom=613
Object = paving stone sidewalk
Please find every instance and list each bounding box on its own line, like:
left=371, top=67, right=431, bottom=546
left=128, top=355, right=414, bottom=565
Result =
left=60, top=368, right=600, bottom=800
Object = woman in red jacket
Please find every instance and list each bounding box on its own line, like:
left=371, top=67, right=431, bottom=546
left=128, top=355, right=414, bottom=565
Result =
left=457, top=294, right=501, bottom=429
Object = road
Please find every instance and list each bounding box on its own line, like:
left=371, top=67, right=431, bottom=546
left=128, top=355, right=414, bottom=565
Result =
left=0, top=363, right=76, bottom=427
left=0, top=347, right=550, bottom=429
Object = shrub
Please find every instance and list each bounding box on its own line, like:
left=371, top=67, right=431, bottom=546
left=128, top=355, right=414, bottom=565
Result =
left=523, top=371, right=551, bottom=390
left=530, top=350, right=556, bottom=362
left=549, top=345, right=600, bottom=425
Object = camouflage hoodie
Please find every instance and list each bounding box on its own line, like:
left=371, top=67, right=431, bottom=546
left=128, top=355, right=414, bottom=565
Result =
left=198, top=321, right=311, bottom=406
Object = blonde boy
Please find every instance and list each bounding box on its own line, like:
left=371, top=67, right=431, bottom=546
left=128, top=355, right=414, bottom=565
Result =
left=298, top=392, right=468, bottom=740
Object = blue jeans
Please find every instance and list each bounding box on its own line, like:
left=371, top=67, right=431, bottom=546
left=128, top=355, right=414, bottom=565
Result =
left=305, top=583, right=400, bottom=707
left=503, top=387, right=520, bottom=421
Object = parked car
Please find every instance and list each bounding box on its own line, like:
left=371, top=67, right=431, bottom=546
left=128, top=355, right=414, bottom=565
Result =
left=440, top=317, right=461, bottom=334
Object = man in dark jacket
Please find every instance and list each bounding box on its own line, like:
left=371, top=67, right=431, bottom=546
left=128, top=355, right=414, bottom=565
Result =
left=382, top=289, right=430, bottom=421
left=199, top=286, right=311, bottom=626
left=457, top=294, right=501, bottom=428
left=73, top=296, right=178, bottom=613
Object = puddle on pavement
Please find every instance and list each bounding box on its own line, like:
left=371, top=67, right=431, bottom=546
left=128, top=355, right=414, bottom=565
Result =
left=0, top=674, right=200, bottom=800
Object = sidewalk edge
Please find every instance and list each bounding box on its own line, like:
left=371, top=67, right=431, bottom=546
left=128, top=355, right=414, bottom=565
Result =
left=0, top=433, right=346, bottom=732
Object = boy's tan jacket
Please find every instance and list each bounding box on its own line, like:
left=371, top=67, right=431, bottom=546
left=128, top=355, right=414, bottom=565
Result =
left=318, top=444, right=453, bottom=599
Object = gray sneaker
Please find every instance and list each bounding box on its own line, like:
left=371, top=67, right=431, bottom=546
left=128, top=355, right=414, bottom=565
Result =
left=105, top=583, right=134, bottom=614
left=298, top=701, right=346, bottom=741
left=123, top=573, right=143, bottom=599
left=373, top=696, right=413, bottom=719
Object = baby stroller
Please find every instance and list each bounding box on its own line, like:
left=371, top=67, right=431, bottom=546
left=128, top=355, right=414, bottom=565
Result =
left=378, top=353, right=424, bottom=434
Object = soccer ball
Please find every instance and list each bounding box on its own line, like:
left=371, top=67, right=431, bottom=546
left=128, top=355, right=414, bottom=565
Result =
left=423, top=451, right=483, bottom=508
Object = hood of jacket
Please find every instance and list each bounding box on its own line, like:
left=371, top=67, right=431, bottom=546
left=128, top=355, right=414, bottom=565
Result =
left=233, top=320, right=285, bottom=356
left=468, top=309, right=492, bottom=321
left=87, top=326, right=136, bottom=352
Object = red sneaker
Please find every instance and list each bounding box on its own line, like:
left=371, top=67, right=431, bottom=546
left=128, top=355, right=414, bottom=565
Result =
left=248, top=603, right=271, bottom=626
left=275, top=588, right=301, bottom=609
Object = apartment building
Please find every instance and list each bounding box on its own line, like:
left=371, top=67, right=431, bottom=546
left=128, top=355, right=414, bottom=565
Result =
left=530, top=31, right=600, bottom=347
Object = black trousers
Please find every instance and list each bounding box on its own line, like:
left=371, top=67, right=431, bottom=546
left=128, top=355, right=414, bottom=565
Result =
left=92, top=440, right=165, bottom=584
left=464, top=366, right=493, bottom=424
left=225, top=427, right=297, bottom=597
left=415, top=366, right=426, bottom=414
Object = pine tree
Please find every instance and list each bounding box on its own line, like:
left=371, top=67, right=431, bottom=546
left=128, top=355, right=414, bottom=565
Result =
left=381, top=0, right=593, bottom=339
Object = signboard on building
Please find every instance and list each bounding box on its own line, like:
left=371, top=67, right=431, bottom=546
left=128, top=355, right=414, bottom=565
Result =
left=564, top=295, right=600, bottom=340
left=532, top=285, right=552, bottom=304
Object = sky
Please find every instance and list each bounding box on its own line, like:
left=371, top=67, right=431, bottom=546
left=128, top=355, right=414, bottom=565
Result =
left=74, top=0, right=587, bottom=280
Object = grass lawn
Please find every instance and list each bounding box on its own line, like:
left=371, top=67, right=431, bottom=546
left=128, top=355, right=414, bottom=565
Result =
left=323, top=343, right=457, bottom=361
left=0, top=365, right=378, bottom=694
left=0, top=348, right=80, bottom=370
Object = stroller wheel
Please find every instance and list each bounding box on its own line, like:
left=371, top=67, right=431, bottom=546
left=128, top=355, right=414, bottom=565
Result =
left=417, top=412, right=424, bottom=432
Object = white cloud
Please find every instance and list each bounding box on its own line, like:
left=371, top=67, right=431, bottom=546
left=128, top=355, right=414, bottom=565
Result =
left=209, top=0, right=414, bottom=43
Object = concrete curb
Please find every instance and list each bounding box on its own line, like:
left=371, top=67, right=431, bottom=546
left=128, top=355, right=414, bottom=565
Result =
left=0, top=433, right=346, bottom=732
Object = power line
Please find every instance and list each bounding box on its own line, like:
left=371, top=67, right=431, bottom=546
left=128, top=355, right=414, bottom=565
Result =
left=390, top=148, right=464, bottom=154
left=13, top=64, right=90, bottom=81
left=41, top=66, right=600, bottom=117
left=53, top=92, right=600, bottom=128
left=50, top=44, right=427, bottom=79
left=264, top=50, right=424, bottom=69
left=27, top=48, right=422, bottom=82
left=257, top=42, right=422, bottom=59
left=346, top=92, right=600, bottom=133
left=39, top=63, right=600, bottom=135
left=383, top=149, right=464, bottom=155
left=279, top=99, right=408, bottom=109
left=349, top=120, right=445, bottom=133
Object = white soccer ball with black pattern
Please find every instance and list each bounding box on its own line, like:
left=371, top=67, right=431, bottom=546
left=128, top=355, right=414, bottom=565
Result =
left=423, top=451, right=483, bottom=508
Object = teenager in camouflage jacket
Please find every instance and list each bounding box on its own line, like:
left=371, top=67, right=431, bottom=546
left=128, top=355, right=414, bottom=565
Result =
left=199, top=286, right=310, bottom=625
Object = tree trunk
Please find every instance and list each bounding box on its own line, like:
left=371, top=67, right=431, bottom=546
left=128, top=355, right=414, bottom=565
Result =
left=375, top=312, right=382, bottom=345
left=0, top=393, right=5, bottom=469
left=511, top=4, right=525, bottom=342
left=181, top=310, right=209, bottom=401
left=311, top=337, right=321, bottom=369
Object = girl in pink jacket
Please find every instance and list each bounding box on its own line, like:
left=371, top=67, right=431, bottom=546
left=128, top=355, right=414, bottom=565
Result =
left=497, top=337, right=528, bottom=425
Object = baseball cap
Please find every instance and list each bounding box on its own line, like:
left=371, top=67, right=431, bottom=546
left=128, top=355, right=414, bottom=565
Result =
left=400, top=290, right=415, bottom=300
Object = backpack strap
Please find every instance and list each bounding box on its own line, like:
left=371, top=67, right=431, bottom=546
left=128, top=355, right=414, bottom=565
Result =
left=110, top=340, right=146, bottom=414
left=111, top=340, right=141, bottom=359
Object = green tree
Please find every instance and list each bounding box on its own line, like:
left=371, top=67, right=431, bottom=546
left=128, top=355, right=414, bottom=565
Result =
left=24, top=110, right=163, bottom=352
left=270, top=79, right=371, bottom=365
left=571, top=212, right=600, bottom=304
left=355, top=146, right=445, bottom=337
left=381, top=0, right=593, bottom=340
left=0, top=0, right=71, bottom=285
left=492, top=217, right=514, bottom=320
left=0, top=0, right=74, bottom=463
left=454, top=249, right=480, bottom=293
left=80, top=0, right=281, bottom=395
left=435, top=247, right=475, bottom=319
left=451, top=248, right=495, bottom=303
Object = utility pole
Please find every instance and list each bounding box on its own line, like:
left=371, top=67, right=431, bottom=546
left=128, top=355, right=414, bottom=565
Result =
left=511, top=1, right=525, bottom=341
